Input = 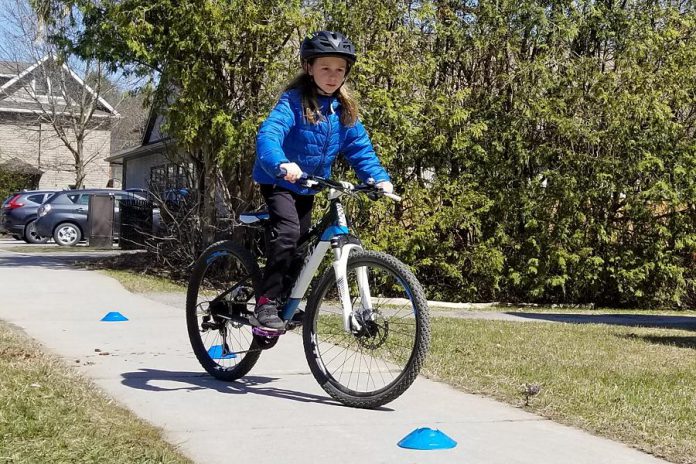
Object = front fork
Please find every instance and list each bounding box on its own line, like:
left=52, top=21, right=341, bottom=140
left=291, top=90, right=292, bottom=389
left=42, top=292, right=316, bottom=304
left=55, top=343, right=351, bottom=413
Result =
left=332, top=241, right=373, bottom=332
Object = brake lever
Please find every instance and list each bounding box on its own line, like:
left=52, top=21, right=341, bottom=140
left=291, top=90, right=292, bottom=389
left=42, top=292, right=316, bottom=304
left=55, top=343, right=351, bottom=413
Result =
left=303, top=178, right=320, bottom=189
left=357, top=183, right=402, bottom=202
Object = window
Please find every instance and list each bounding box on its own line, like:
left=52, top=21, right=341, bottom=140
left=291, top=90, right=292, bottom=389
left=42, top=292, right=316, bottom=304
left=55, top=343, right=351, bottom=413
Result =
left=27, top=194, right=44, bottom=204
left=150, top=165, right=167, bottom=192
left=33, top=78, right=48, bottom=96
left=149, top=163, right=193, bottom=193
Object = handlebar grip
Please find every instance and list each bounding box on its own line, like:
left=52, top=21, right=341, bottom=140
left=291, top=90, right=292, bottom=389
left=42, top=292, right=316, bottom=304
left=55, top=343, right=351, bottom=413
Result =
left=276, top=167, right=308, bottom=181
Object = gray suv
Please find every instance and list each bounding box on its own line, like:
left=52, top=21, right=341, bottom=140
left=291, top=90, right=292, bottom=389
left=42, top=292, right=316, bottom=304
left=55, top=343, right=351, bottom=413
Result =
left=35, top=189, right=155, bottom=246
left=1, top=190, right=57, bottom=243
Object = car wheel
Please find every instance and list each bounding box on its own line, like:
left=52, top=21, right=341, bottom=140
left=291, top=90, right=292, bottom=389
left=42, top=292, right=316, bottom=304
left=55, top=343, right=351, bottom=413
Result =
left=24, top=220, right=50, bottom=244
left=53, top=223, right=82, bottom=246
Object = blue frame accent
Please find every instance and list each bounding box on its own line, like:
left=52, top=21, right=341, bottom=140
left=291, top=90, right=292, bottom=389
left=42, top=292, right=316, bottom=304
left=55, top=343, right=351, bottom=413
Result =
left=398, top=277, right=416, bottom=314
left=281, top=298, right=302, bottom=321
left=321, top=225, right=349, bottom=241
left=206, top=250, right=229, bottom=265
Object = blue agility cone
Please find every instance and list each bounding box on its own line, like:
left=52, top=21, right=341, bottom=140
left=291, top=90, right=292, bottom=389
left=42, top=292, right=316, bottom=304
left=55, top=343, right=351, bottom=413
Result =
left=208, top=345, right=237, bottom=359
left=398, top=427, right=457, bottom=450
left=100, top=311, right=128, bottom=322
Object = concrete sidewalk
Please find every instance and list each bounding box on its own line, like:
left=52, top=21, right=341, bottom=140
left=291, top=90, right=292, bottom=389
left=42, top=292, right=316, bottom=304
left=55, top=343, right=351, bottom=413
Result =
left=0, top=246, right=669, bottom=464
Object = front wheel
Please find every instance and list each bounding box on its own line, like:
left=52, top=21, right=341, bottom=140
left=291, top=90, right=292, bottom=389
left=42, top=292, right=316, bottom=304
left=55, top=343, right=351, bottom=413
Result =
left=186, top=240, right=264, bottom=381
left=303, top=250, right=430, bottom=409
left=53, top=222, right=81, bottom=246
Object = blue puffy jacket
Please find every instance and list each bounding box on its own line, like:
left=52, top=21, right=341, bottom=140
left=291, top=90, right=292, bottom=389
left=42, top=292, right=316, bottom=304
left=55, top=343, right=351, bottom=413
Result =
left=254, top=88, right=390, bottom=195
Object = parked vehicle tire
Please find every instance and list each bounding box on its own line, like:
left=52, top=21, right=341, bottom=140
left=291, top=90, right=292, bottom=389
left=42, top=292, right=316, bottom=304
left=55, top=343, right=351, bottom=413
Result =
left=23, top=220, right=50, bottom=244
left=53, top=222, right=81, bottom=246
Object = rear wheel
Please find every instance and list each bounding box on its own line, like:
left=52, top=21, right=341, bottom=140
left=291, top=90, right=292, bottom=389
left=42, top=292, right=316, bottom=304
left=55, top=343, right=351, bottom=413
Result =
left=24, top=220, right=50, bottom=244
left=303, top=250, right=430, bottom=409
left=53, top=222, right=81, bottom=246
left=186, top=240, right=264, bottom=381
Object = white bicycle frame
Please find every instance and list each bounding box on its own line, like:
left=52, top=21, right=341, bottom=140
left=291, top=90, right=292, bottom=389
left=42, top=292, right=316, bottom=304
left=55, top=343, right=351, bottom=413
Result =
left=282, top=186, right=372, bottom=333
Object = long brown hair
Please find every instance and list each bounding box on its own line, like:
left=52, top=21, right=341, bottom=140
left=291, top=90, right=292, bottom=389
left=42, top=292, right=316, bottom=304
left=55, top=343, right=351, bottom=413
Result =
left=284, top=72, right=359, bottom=126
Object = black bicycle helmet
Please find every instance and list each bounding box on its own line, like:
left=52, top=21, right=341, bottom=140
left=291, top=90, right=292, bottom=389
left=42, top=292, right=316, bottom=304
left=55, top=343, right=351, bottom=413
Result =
left=300, top=31, right=357, bottom=64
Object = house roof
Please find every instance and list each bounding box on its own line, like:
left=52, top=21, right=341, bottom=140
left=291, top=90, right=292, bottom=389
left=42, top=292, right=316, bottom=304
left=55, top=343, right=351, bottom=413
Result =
left=0, top=61, right=32, bottom=76
left=0, top=55, right=119, bottom=117
left=106, top=101, right=171, bottom=162
left=0, top=97, right=115, bottom=117
left=105, top=138, right=172, bottom=163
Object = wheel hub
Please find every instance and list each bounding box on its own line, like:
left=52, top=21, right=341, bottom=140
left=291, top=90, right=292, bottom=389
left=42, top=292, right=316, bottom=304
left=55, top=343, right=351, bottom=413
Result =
left=353, top=312, right=389, bottom=349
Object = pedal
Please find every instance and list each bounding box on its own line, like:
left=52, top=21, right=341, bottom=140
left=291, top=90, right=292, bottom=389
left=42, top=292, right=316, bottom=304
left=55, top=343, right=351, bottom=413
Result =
left=251, top=325, right=285, bottom=338
left=249, top=315, right=286, bottom=336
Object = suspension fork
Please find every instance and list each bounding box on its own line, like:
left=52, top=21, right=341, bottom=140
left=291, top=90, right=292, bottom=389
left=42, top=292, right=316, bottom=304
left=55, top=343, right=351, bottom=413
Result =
left=331, top=239, right=372, bottom=332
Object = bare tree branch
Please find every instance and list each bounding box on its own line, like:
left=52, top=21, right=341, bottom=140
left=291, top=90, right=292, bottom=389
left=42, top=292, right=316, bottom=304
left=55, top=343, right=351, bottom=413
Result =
left=0, top=0, right=137, bottom=188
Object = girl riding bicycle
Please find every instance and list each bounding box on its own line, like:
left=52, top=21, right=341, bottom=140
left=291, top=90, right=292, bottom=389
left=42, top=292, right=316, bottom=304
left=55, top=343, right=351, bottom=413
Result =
left=253, top=30, right=393, bottom=330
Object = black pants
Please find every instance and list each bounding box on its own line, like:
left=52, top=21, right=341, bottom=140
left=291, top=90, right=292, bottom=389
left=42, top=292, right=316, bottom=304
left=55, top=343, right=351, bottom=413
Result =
left=259, top=184, right=315, bottom=300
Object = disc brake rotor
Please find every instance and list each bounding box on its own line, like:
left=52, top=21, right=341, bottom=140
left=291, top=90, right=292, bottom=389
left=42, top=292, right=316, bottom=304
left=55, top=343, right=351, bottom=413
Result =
left=354, top=311, right=389, bottom=349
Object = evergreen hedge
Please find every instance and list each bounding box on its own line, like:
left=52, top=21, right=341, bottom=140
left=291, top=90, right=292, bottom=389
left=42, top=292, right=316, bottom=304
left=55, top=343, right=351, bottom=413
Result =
left=49, top=0, right=696, bottom=307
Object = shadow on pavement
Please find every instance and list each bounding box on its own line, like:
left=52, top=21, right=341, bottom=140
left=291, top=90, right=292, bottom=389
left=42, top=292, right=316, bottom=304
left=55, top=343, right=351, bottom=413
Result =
left=0, top=253, right=90, bottom=269
left=120, top=368, right=344, bottom=406
left=507, top=312, right=696, bottom=331
left=618, top=333, right=696, bottom=349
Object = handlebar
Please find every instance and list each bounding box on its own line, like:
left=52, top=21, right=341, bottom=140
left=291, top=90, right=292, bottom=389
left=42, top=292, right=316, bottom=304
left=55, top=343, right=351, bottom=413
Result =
left=276, top=169, right=402, bottom=202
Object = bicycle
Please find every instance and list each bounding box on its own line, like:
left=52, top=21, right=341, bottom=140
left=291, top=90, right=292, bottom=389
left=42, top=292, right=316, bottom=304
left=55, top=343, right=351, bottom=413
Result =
left=185, top=174, right=430, bottom=409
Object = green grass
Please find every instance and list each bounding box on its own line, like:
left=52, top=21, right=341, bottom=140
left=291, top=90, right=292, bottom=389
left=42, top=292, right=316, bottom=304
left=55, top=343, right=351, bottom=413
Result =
left=425, top=319, right=696, bottom=463
left=428, top=303, right=696, bottom=316
left=0, top=322, right=192, bottom=464
left=99, top=269, right=187, bottom=293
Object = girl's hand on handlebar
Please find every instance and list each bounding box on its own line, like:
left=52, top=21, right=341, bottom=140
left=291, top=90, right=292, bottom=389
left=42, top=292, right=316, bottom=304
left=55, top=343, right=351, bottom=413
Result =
left=279, top=162, right=303, bottom=183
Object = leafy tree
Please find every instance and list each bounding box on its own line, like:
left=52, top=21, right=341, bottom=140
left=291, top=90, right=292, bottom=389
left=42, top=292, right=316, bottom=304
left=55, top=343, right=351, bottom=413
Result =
left=0, top=168, right=39, bottom=203
left=324, top=0, right=696, bottom=307
left=36, top=0, right=696, bottom=307
left=34, top=0, right=318, bottom=245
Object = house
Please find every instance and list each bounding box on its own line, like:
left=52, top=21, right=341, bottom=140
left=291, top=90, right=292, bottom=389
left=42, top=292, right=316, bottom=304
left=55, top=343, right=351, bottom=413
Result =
left=0, top=56, right=119, bottom=189
left=106, top=108, right=192, bottom=193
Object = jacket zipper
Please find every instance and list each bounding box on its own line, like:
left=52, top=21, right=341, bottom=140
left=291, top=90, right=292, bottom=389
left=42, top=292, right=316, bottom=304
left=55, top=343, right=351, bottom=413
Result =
left=313, top=99, right=333, bottom=176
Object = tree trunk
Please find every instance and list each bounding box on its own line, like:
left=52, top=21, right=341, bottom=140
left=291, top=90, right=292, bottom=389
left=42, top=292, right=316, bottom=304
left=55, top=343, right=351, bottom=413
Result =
left=202, top=145, right=217, bottom=246
left=74, top=138, right=85, bottom=188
